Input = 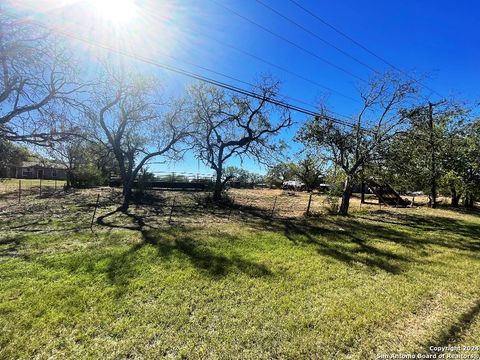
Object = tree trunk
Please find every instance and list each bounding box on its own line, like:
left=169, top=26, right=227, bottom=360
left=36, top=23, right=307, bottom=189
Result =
left=117, top=153, right=133, bottom=211
left=430, top=183, right=437, bottom=208
left=339, top=175, right=353, bottom=216
left=120, top=179, right=132, bottom=211
left=361, top=180, right=366, bottom=204
left=213, top=168, right=223, bottom=201
left=451, top=187, right=460, bottom=208
left=65, top=170, right=73, bottom=189
left=464, top=193, right=474, bottom=208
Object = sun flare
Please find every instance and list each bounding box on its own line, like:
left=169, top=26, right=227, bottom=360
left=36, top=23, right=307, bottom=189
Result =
left=90, top=0, right=137, bottom=24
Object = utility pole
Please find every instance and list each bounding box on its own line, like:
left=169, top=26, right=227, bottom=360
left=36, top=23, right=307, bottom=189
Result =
left=428, top=102, right=437, bottom=209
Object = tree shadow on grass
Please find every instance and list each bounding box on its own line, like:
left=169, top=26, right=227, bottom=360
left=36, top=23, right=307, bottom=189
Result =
left=101, top=204, right=413, bottom=276
left=233, top=204, right=480, bottom=274
left=96, top=207, right=272, bottom=297
left=0, top=234, right=29, bottom=260
left=424, top=299, right=480, bottom=352
left=141, top=228, right=272, bottom=278
left=355, top=210, right=480, bottom=252
left=279, top=219, right=414, bottom=274
left=95, top=199, right=480, bottom=288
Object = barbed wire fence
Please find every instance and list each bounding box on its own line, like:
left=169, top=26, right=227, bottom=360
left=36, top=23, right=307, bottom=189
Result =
left=86, top=188, right=376, bottom=230
left=0, top=179, right=66, bottom=205
left=0, top=179, right=433, bottom=232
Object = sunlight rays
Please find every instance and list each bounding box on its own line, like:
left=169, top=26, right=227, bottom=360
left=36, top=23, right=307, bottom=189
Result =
left=89, top=0, right=137, bottom=24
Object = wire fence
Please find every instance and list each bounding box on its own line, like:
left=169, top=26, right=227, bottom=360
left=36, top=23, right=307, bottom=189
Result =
left=97, top=190, right=438, bottom=230
left=0, top=179, right=66, bottom=203
left=0, top=182, right=437, bottom=232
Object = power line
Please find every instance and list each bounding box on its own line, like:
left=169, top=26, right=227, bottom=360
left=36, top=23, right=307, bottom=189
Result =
left=3, top=10, right=360, bottom=129
left=6, top=5, right=346, bottom=120
left=95, top=0, right=363, bottom=105
left=209, top=0, right=367, bottom=84
left=254, top=0, right=378, bottom=74
left=196, top=33, right=361, bottom=104
left=287, top=0, right=445, bottom=99
left=11, top=0, right=361, bottom=120
left=130, top=5, right=363, bottom=104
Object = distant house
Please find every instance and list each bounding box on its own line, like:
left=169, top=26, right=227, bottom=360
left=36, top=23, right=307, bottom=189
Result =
left=318, top=183, right=331, bottom=192
left=3, top=161, right=68, bottom=180
left=282, top=180, right=305, bottom=191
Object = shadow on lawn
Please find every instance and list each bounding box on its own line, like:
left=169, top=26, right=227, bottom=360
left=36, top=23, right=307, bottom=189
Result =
left=424, top=299, right=480, bottom=351
left=357, top=210, right=480, bottom=243
left=275, top=219, right=413, bottom=274
left=95, top=197, right=480, bottom=281
left=96, top=207, right=272, bottom=296
left=0, top=234, right=29, bottom=260
left=230, top=204, right=480, bottom=274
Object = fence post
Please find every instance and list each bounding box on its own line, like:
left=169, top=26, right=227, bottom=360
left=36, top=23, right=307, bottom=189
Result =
left=228, top=196, right=235, bottom=220
left=169, top=196, right=177, bottom=223
left=55, top=179, right=57, bottom=191
left=306, top=193, right=312, bottom=216
left=271, top=196, right=277, bottom=218
left=90, top=193, right=100, bottom=230
left=18, top=180, right=21, bottom=203
left=39, top=178, right=42, bottom=197
left=412, top=196, right=415, bottom=207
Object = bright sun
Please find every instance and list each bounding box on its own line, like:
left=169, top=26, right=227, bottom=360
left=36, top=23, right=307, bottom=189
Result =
left=91, top=0, right=137, bottom=24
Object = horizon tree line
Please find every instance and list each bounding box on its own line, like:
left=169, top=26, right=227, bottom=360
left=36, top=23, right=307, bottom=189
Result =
left=1, top=15, right=479, bottom=215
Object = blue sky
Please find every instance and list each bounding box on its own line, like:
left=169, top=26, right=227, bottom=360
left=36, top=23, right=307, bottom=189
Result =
left=8, top=0, right=480, bottom=176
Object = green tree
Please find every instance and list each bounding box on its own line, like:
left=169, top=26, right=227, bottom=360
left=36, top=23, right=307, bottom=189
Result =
left=299, top=72, right=418, bottom=215
left=266, top=162, right=296, bottom=187
left=378, top=103, right=475, bottom=208
left=49, top=139, right=113, bottom=188
left=444, top=120, right=480, bottom=207
left=0, top=140, right=32, bottom=165
left=224, top=166, right=250, bottom=185
left=292, top=155, right=324, bottom=192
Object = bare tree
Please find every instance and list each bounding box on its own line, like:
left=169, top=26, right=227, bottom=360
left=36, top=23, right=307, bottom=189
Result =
left=86, top=70, right=190, bottom=209
left=0, top=14, right=84, bottom=145
left=48, top=137, right=114, bottom=188
left=299, top=72, right=418, bottom=215
left=48, top=139, right=83, bottom=188
left=188, top=81, right=292, bottom=200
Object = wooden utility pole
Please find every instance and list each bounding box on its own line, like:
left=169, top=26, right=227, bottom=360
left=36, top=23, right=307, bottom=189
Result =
left=428, top=102, right=437, bottom=208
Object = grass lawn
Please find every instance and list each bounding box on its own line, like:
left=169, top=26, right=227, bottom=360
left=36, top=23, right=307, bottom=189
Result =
left=0, top=189, right=479, bottom=359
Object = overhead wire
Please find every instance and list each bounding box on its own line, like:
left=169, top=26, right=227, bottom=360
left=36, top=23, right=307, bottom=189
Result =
left=254, top=0, right=378, bottom=74
left=209, top=0, right=367, bottom=84
left=287, top=0, right=445, bottom=99
left=2, top=10, right=362, bottom=130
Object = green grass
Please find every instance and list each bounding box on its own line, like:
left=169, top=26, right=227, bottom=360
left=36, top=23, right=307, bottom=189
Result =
left=1, top=193, right=480, bottom=359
